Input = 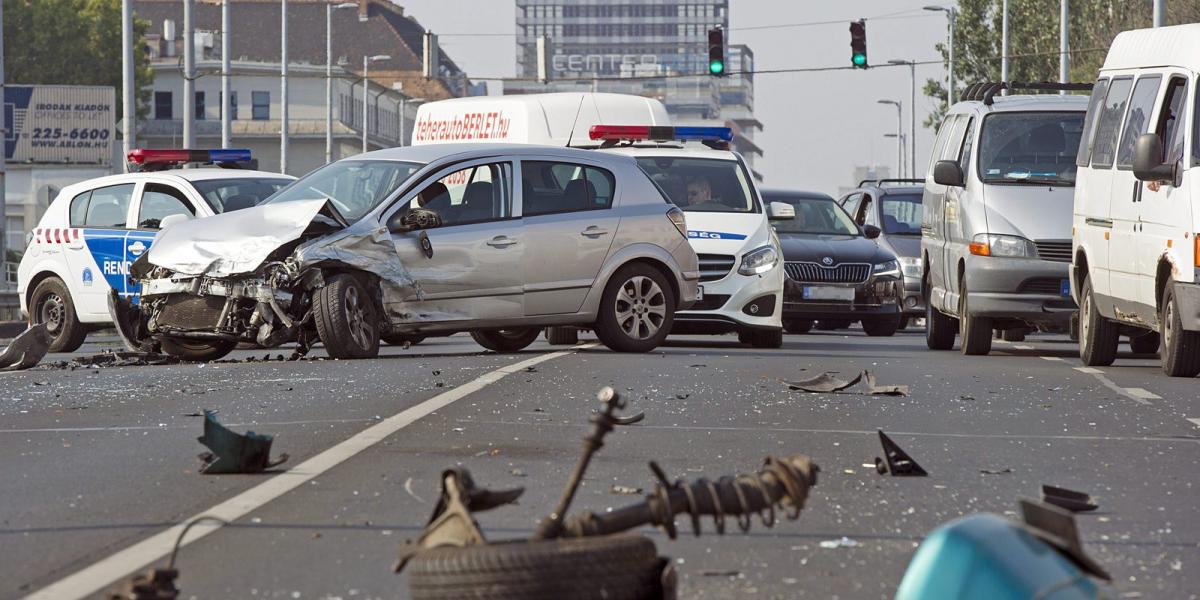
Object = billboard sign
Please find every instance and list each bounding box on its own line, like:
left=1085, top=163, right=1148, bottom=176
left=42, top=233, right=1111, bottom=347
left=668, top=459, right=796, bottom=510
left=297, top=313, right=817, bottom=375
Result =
left=4, top=85, right=116, bottom=165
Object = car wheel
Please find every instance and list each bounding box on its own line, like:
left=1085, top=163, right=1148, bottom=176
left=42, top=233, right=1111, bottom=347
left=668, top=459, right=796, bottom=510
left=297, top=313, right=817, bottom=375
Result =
left=382, top=333, right=425, bottom=346
left=29, top=277, right=88, bottom=353
left=924, top=279, right=956, bottom=351
left=314, top=274, right=381, bottom=359
left=545, top=326, right=579, bottom=345
left=740, top=328, right=783, bottom=348
left=159, top=337, right=236, bottom=362
left=1160, top=283, right=1200, bottom=377
left=862, top=316, right=900, bottom=337
left=1000, top=329, right=1026, bottom=342
left=1079, top=277, right=1118, bottom=367
left=898, top=316, right=910, bottom=331
left=784, top=319, right=813, bottom=334
left=594, top=263, right=674, bottom=353
left=958, top=282, right=992, bottom=356
left=471, top=328, right=540, bottom=352
left=1128, top=331, right=1159, bottom=355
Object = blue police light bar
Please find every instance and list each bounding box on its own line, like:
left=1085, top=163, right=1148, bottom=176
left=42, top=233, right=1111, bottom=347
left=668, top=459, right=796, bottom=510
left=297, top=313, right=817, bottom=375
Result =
left=128, top=148, right=253, bottom=167
left=672, top=126, right=734, bottom=142
left=208, top=148, right=253, bottom=163
left=589, top=126, right=733, bottom=143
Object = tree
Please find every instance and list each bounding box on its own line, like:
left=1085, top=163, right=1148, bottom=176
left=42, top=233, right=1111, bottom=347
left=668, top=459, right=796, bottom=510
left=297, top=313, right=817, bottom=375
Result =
left=922, top=0, right=1194, bottom=129
left=4, top=0, right=153, bottom=119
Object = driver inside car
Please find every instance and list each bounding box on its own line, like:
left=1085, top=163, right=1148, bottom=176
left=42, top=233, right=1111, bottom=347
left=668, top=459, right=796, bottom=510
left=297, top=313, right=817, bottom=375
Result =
left=685, top=175, right=728, bottom=211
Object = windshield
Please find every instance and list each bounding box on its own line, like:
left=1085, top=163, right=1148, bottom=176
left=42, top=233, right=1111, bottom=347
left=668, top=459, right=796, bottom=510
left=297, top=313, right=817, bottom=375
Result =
left=978, top=111, right=1085, bottom=186
left=771, top=197, right=859, bottom=236
left=635, top=157, right=758, bottom=213
left=880, top=193, right=923, bottom=235
left=264, top=160, right=422, bottom=221
left=190, top=178, right=293, bottom=213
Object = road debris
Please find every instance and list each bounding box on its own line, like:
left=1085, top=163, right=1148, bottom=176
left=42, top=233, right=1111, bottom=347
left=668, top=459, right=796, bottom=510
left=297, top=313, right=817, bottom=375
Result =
left=196, top=410, right=289, bottom=474
left=782, top=371, right=861, bottom=393
left=979, top=468, right=1014, bottom=475
left=1042, top=484, right=1098, bottom=512
left=699, top=569, right=741, bottom=577
left=0, top=324, right=50, bottom=371
left=610, top=484, right=643, bottom=495
left=819, top=536, right=859, bottom=549
left=877, top=430, right=928, bottom=476
left=863, top=370, right=909, bottom=396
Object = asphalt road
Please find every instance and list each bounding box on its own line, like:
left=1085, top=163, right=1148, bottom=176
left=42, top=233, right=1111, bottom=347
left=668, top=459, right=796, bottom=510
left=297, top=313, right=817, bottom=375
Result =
left=1, top=327, right=1197, bottom=599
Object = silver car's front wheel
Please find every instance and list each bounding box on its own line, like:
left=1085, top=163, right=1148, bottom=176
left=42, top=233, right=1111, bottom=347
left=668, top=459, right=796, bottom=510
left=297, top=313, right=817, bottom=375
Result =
left=594, top=264, right=675, bottom=353
left=614, top=275, right=667, bottom=340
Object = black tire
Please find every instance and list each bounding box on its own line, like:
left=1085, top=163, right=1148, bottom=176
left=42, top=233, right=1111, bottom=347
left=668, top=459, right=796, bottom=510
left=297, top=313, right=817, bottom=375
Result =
left=784, top=319, right=814, bottom=334
left=545, top=326, right=579, bottom=345
left=925, top=278, right=957, bottom=351
left=593, top=263, right=675, bottom=353
left=159, top=337, right=236, bottom=362
left=470, top=328, right=540, bottom=352
left=313, top=274, right=381, bottom=359
left=898, top=316, right=910, bottom=331
left=382, top=333, right=425, bottom=346
left=1160, top=283, right=1200, bottom=377
left=862, top=316, right=900, bottom=337
left=1128, top=331, right=1160, bottom=355
left=1079, top=277, right=1118, bottom=367
left=29, top=277, right=87, bottom=353
left=959, top=282, right=992, bottom=356
left=1001, top=329, right=1026, bottom=342
left=741, top=328, right=783, bottom=348
left=408, top=535, right=661, bottom=600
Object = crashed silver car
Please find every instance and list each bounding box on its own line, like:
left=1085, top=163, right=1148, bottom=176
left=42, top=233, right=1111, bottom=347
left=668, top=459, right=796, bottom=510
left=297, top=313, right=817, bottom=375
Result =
left=111, top=144, right=700, bottom=360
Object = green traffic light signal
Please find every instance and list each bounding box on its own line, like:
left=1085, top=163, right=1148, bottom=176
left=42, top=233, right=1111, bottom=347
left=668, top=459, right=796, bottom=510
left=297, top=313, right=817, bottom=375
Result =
left=709, top=60, right=725, bottom=75
left=852, top=53, right=867, bottom=67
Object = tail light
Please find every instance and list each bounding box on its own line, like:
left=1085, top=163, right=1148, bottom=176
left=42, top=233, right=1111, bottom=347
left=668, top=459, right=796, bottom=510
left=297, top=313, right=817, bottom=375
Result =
left=1194, top=234, right=1199, bottom=268
left=666, top=207, right=687, bottom=238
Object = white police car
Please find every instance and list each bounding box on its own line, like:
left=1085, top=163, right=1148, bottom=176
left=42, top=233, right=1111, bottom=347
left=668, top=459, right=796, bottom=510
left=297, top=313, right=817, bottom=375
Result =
left=16, top=149, right=294, bottom=352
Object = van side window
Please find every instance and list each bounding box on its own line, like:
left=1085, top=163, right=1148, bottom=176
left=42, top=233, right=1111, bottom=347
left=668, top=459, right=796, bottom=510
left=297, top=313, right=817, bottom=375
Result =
left=1157, top=77, right=1189, bottom=166
left=928, top=116, right=956, bottom=173
left=83, top=184, right=135, bottom=228
left=859, top=195, right=877, bottom=226
left=944, top=116, right=971, bottom=161
left=841, top=193, right=862, bottom=218
left=957, top=117, right=977, bottom=171
left=69, top=191, right=91, bottom=227
left=1077, top=78, right=1110, bottom=167
left=1090, top=76, right=1133, bottom=169
left=1116, top=75, right=1162, bottom=169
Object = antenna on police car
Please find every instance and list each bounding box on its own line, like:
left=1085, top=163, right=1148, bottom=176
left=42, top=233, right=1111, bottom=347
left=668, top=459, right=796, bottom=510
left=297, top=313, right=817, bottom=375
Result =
left=564, top=94, right=586, bottom=148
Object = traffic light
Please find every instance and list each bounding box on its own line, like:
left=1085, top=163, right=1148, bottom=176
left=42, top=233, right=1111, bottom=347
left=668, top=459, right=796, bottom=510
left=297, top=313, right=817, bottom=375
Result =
left=849, top=20, right=868, bottom=68
left=707, top=28, right=725, bottom=76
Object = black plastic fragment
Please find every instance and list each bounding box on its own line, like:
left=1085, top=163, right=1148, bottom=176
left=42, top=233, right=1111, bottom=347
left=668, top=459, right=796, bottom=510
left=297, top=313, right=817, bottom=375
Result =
left=877, top=430, right=927, bottom=476
left=197, top=410, right=289, bottom=474
left=1042, top=484, right=1098, bottom=512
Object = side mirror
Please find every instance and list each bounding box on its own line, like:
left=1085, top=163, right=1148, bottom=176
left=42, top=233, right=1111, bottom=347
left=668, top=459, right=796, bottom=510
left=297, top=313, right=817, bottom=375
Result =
left=863, top=224, right=882, bottom=239
left=932, top=160, right=965, bottom=187
left=1132, top=133, right=1178, bottom=184
left=388, top=208, right=441, bottom=233
left=767, top=201, right=796, bottom=221
left=159, top=214, right=189, bottom=230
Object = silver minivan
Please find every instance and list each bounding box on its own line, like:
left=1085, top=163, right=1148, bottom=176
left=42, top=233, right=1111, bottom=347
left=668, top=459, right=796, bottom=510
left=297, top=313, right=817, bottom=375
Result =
left=114, top=144, right=699, bottom=359
left=921, top=83, right=1089, bottom=355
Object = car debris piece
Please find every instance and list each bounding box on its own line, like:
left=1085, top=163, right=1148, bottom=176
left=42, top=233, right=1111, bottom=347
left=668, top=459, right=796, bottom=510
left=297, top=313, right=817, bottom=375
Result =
left=0, top=324, right=50, bottom=371
left=877, top=430, right=927, bottom=476
left=781, top=371, right=861, bottom=393
left=196, top=410, right=289, bottom=474
left=1041, top=484, right=1098, bottom=512
left=818, top=536, right=859, bottom=549
left=611, top=484, right=643, bottom=495
left=863, top=371, right=909, bottom=396
left=106, top=515, right=226, bottom=600
left=980, top=468, right=1014, bottom=475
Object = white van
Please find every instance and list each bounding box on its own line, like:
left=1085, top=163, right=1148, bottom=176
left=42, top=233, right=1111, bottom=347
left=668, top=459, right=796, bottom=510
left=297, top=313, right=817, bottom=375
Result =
left=1072, top=23, right=1200, bottom=377
left=414, top=93, right=787, bottom=347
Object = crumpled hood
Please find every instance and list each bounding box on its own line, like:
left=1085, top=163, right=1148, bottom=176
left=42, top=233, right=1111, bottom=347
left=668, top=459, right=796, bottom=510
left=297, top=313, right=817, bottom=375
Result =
left=147, top=198, right=330, bottom=276
left=778, top=234, right=891, bottom=264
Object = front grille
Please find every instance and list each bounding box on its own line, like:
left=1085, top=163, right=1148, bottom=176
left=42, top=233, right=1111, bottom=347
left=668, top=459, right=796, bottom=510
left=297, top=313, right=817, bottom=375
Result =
left=690, top=294, right=730, bottom=311
left=157, top=295, right=226, bottom=330
left=698, top=254, right=736, bottom=282
left=1018, top=277, right=1066, bottom=295
left=1034, top=239, right=1072, bottom=263
left=784, top=262, right=871, bottom=284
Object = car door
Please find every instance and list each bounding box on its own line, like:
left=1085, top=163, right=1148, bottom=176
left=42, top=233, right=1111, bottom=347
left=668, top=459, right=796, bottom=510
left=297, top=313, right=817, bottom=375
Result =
left=1093, top=76, right=1138, bottom=309
left=1137, top=73, right=1191, bottom=316
left=64, top=182, right=138, bottom=317
left=126, top=181, right=208, bottom=301
left=385, top=159, right=525, bottom=324
left=519, top=159, right=621, bottom=315
left=922, top=115, right=958, bottom=310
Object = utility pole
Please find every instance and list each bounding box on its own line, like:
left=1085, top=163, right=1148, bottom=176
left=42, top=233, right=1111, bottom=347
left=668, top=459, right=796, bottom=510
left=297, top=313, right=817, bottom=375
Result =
left=121, top=0, right=134, bottom=168
left=280, top=0, right=288, bottom=174
left=924, top=6, right=956, bottom=105
left=1060, top=0, right=1069, bottom=92
left=0, top=0, right=7, bottom=275
left=325, top=3, right=357, bottom=164
left=362, top=55, right=391, bottom=153
left=889, top=60, right=917, bottom=180
left=183, top=0, right=195, bottom=148
left=1001, top=0, right=1009, bottom=89
left=1153, top=0, right=1165, bottom=27
left=878, top=100, right=903, bottom=178
left=221, top=0, right=231, bottom=147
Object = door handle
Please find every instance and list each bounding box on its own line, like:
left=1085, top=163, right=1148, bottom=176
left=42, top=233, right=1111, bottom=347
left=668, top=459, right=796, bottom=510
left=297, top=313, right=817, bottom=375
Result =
left=580, top=226, right=609, bottom=238
left=486, top=236, right=517, bottom=248
left=1131, top=181, right=1142, bottom=203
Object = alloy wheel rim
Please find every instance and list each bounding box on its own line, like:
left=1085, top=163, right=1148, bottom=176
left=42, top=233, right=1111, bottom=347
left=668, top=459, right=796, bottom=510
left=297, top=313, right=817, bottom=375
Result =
left=344, top=285, right=373, bottom=350
left=614, top=275, right=666, bottom=340
left=38, top=293, right=65, bottom=336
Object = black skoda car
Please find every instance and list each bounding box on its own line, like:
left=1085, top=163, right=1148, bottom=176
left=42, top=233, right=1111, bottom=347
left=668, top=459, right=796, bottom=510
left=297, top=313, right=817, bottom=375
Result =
left=762, top=189, right=904, bottom=336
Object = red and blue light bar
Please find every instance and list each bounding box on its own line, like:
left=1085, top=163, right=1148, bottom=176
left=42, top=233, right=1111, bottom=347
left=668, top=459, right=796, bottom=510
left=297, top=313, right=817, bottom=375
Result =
left=588, top=125, right=733, bottom=143
left=127, top=148, right=252, bottom=167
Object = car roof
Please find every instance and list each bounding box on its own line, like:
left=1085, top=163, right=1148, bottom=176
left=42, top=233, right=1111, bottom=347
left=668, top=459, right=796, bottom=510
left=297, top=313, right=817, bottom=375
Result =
left=53, top=168, right=295, bottom=199
left=596, top=145, right=741, bottom=160
left=357, top=142, right=639, bottom=166
left=761, top=188, right=835, bottom=202
left=1102, top=23, right=1200, bottom=71
left=949, top=93, right=1089, bottom=116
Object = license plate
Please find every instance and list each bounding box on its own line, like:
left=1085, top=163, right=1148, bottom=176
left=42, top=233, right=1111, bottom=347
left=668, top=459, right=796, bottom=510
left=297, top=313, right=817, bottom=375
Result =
left=696, top=286, right=704, bottom=301
left=1060, top=279, right=1071, bottom=297
left=803, top=286, right=855, bottom=301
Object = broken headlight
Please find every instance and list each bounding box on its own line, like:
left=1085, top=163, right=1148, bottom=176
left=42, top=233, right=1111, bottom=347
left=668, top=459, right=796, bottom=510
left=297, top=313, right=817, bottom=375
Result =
left=873, top=259, right=901, bottom=279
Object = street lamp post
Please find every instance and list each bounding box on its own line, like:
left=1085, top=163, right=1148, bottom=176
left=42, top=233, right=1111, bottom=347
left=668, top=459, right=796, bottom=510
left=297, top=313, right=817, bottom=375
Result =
left=885, top=133, right=906, bottom=181
left=280, top=0, right=288, bottom=173
left=183, top=0, right=195, bottom=149
left=399, top=96, right=426, bottom=147
left=326, top=2, right=356, bottom=164
left=363, top=54, right=391, bottom=153
left=878, top=100, right=903, bottom=178
left=1001, top=0, right=1010, bottom=88
left=221, top=0, right=231, bottom=148
left=121, top=0, right=134, bottom=166
left=888, top=59, right=917, bottom=180
left=924, top=5, right=956, bottom=105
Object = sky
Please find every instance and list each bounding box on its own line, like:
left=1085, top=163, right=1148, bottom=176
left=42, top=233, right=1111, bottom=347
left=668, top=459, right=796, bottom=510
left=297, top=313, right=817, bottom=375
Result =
left=395, top=0, right=951, bottom=197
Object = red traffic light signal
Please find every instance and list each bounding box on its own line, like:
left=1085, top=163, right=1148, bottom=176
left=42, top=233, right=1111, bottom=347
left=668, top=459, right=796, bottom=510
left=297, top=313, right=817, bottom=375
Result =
left=849, top=20, right=868, bottom=68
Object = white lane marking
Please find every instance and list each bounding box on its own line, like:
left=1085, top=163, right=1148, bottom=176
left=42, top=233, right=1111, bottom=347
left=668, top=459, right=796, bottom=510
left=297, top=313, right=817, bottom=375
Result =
left=1014, top=344, right=1034, bottom=350
left=1188, top=418, right=1200, bottom=429
left=23, top=345, right=593, bottom=600
left=1074, top=367, right=1104, bottom=374
left=1091, top=372, right=1152, bottom=405
left=1124, top=387, right=1162, bottom=400
left=1040, top=356, right=1064, bottom=362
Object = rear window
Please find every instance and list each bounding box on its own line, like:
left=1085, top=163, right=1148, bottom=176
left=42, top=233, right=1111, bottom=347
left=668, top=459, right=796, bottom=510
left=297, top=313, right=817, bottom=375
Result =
left=635, top=157, right=759, bottom=214
left=978, top=111, right=1085, bottom=186
left=190, top=177, right=293, bottom=213
left=880, top=193, right=923, bottom=235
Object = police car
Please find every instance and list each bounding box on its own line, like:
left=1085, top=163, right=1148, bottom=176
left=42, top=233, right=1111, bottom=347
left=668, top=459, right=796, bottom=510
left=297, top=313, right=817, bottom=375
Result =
left=16, top=149, right=295, bottom=352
